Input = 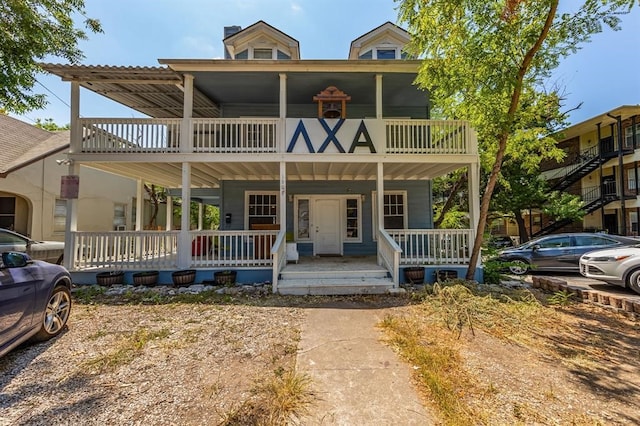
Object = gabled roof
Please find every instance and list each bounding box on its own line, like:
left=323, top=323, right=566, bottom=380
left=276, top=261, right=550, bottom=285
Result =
left=349, top=22, right=410, bottom=59
left=0, top=115, right=69, bottom=176
left=223, top=20, right=300, bottom=60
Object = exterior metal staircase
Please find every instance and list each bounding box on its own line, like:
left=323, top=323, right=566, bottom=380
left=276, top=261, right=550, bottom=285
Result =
left=550, top=146, right=606, bottom=191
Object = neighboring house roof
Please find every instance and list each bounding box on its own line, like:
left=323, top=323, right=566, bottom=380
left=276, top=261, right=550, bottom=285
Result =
left=223, top=20, right=300, bottom=60
left=349, top=22, right=411, bottom=59
left=0, top=115, right=69, bottom=177
left=559, top=105, right=640, bottom=140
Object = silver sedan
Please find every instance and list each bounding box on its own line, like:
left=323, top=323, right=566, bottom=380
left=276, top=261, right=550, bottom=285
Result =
left=579, top=246, right=640, bottom=295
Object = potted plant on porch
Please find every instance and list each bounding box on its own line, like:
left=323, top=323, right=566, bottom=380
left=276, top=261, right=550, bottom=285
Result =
left=171, top=269, right=197, bottom=286
left=132, top=270, right=160, bottom=286
left=95, top=270, right=125, bottom=286
left=404, top=266, right=425, bottom=284
left=214, top=270, right=237, bottom=286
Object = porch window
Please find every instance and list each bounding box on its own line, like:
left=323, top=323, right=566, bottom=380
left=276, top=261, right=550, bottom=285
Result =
left=372, top=191, right=408, bottom=237
left=54, top=199, right=67, bottom=233
left=345, top=198, right=361, bottom=241
left=246, top=192, right=279, bottom=228
left=114, top=203, right=126, bottom=230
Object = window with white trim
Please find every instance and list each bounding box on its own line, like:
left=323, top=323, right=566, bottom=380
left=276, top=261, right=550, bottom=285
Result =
left=345, top=197, right=362, bottom=241
left=54, top=199, right=67, bottom=233
left=295, top=197, right=310, bottom=240
left=246, top=192, right=279, bottom=229
left=628, top=168, right=637, bottom=191
left=253, top=48, right=273, bottom=59
left=114, top=203, right=126, bottom=230
left=624, top=123, right=640, bottom=149
left=372, top=191, right=408, bottom=237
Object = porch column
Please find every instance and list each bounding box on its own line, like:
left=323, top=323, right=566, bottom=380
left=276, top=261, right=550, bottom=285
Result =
left=375, top=74, right=383, bottom=119
left=178, top=162, right=192, bottom=268
left=135, top=179, right=144, bottom=231
left=469, top=162, right=481, bottom=266
left=70, top=81, right=81, bottom=153
left=279, top=161, right=286, bottom=230
left=62, top=161, right=80, bottom=270
left=376, top=162, right=385, bottom=233
left=279, top=73, right=287, bottom=152
left=180, top=74, right=194, bottom=154
left=166, top=196, right=173, bottom=230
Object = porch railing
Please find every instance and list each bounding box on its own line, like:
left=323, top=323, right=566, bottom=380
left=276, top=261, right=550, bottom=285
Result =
left=384, top=119, right=473, bottom=154
left=79, top=118, right=182, bottom=153
left=270, top=230, right=287, bottom=293
left=387, top=229, right=473, bottom=265
left=377, top=229, right=402, bottom=286
left=189, top=230, right=279, bottom=267
left=76, top=118, right=475, bottom=155
left=192, top=118, right=279, bottom=153
left=71, top=231, right=179, bottom=270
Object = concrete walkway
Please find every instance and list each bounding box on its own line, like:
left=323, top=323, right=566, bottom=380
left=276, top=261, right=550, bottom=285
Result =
left=296, top=303, right=434, bottom=425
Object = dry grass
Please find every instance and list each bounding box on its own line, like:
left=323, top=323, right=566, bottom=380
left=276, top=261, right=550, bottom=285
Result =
left=380, top=282, right=640, bottom=425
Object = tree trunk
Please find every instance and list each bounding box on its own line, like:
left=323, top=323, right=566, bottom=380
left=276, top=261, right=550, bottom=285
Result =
left=434, top=172, right=468, bottom=228
left=465, top=1, right=558, bottom=280
left=513, top=210, right=529, bottom=243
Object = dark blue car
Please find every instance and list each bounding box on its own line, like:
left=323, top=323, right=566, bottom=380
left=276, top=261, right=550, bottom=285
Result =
left=0, top=252, right=72, bottom=358
left=497, top=233, right=640, bottom=275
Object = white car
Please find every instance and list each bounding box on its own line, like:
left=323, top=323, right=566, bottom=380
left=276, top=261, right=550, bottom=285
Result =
left=579, top=246, right=640, bottom=295
left=0, top=228, right=64, bottom=264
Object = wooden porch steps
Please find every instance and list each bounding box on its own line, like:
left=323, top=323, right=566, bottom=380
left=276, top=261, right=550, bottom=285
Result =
left=277, top=264, right=396, bottom=295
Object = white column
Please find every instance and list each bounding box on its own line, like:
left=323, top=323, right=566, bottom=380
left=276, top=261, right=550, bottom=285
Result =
left=179, top=162, right=192, bottom=268
left=180, top=74, right=194, bottom=154
left=198, top=202, right=203, bottom=230
left=279, top=162, right=286, bottom=230
left=376, top=162, right=385, bottom=231
left=62, top=162, right=80, bottom=270
left=166, top=196, right=173, bottom=230
left=375, top=74, right=383, bottom=119
left=279, top=73, right=287, bottom=153
left=70, top=81, right=81, bottom=153
left=136, top=179, right=144, bottom=231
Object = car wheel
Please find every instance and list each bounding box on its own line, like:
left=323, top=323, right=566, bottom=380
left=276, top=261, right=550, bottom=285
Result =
left=33, top=285, right=71, bottom=341
left=627, top=269, right=640, bottom=295
left=508, top=259, right=529, bottom=275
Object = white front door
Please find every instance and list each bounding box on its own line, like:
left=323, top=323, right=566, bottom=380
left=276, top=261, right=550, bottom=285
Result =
left=314, top=199, right=341, bottom=255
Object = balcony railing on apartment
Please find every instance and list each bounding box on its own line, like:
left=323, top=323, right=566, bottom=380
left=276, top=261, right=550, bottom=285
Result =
left=77, top=118, right=475, bottom=155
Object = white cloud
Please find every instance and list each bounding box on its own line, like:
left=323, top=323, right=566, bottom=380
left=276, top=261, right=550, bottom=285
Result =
left=291, top=2, right=303, bottom=14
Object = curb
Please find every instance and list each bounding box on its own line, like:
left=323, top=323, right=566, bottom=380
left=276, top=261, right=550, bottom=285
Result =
left=531, top=276, right=640, bottom=318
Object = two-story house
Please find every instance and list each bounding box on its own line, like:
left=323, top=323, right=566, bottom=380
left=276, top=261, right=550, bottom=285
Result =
left=43, top=21, right=482, bottom=293
left=533, top=105, right=640, bottom=238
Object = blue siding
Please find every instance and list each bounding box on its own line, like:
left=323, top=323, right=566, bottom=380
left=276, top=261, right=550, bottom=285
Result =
left=220, top=180, right=433, bottom=255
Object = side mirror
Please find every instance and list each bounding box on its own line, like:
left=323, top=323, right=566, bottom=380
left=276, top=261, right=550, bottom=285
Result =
left=1, top=252, right=31, bottom=268
left=532, top=244, right=541, bottom=251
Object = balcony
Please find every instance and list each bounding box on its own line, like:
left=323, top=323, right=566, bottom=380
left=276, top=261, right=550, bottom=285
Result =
left=76, top=118, right=476, bottom=156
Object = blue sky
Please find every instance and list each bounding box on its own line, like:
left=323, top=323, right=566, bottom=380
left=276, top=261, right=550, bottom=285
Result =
left=12, top=0, right=640, bottom=127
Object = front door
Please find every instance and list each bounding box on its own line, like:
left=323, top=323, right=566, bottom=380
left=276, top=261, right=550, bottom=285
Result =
left=314, top=199, right=341, bottom=255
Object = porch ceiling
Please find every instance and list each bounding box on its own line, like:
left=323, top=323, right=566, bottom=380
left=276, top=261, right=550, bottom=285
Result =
left=85, top=160, right=467, bottom=189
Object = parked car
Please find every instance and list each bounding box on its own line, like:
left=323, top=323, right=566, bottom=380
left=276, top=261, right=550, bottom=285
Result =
left=579, top=246, right=640, bottom=295
left=0, top=228, right=64, bottom=264
left=0, top=252, right=72, bottom=357
left=497, top=233, right=640, bottom=275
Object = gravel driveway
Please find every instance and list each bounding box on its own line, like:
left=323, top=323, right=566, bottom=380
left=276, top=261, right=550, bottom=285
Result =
left=0, top=301, right=305, bottom=425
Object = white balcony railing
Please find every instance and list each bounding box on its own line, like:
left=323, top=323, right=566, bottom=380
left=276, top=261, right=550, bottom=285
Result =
left=377, top=229, right=402, bottom=285
left=80, top=118, right=182, bottom=153
left=189, top=230, right=279, bottom=267
left=387, top=229, right=473, bottom=265
left=76, top=118, right=475, bottom=155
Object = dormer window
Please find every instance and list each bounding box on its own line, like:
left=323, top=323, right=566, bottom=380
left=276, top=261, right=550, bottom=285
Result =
left=376, top=49, right=397, bottom=59
left=253, top=48, right=273, bottom=59
left=349, top=22, right=410, bottom=60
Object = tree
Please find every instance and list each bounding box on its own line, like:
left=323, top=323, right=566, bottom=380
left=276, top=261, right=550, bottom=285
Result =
left=397, top=0, right=637, bottom=280
left=0, top=0, right=102, bottom=113
left=144, top=184, right=166, bottom=229
left=34, top=118, right=70, bottom=131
